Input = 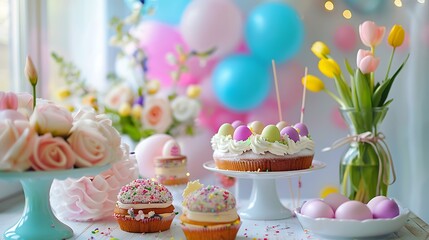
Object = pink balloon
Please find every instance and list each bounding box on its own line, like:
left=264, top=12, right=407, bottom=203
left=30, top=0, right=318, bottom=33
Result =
left=334, top=24, right=357, bottom=53
left=135, top=134, right=173, bottom=178
left=236, top=40, right=250, bottom=54
left=177, top=128, right=213, bottom=180
left=180, top=0, right=243, bottom=58
left=181, top=57, right=218, bottom=86
left=134, top=21, right=183, bottom=87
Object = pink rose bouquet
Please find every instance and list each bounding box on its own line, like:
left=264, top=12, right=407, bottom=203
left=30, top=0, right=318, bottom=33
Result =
left=0, top=57, right=124, bottom=172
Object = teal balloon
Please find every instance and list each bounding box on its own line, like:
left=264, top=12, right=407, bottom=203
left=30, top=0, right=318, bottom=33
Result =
left=212, top=55, right=270, bottom=112
left=124, top=0, right=190, bottom=25
left=245, top=2, right=304, bottom=63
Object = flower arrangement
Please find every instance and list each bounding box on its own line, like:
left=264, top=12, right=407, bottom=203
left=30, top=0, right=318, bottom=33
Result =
left=304, top=21, right=408, bottom=202
left=0, top=57, right=124, bottom=172
left=54, top=5, right=209, bottom=143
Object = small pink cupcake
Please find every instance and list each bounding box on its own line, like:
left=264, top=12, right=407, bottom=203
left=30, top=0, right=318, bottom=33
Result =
left=114, top=179, right=176, bottom=233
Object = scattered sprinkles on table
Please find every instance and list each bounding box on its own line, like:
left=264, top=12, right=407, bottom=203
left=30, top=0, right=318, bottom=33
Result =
left=117, top=179, right=173, bottom=204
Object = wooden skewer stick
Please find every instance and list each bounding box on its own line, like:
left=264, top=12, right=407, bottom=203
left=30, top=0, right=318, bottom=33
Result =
left=272, top=59, right=296, bottom=208
left=272, top=60, right=283, bottom=122
left=300, top=67, right=308, bottom=124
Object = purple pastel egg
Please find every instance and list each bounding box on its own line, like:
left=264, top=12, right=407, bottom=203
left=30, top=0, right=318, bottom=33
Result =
left=231, top=120, right=243, bottom=129
left=294, top=123, right=309, bottom=136
left=373, top=199, right=400, bottom=219
left=233, top=126, right=252, bottom=141
left=281, top=126, right=300, bottom=142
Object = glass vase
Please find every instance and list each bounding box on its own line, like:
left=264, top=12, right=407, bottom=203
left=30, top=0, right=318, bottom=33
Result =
left=339, top=107, right=391, bottom=203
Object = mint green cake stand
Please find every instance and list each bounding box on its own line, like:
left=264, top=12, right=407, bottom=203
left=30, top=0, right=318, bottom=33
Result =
left=0, top=165, right=110, bottom=240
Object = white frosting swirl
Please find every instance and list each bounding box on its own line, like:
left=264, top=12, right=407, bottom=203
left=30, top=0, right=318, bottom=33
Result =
left=211, top=134, right=314, bottom=156
left=116, top=201, right=173, bottom=209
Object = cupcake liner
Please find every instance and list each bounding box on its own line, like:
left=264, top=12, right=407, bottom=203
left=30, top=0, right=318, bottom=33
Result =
left=116, top=214, right=175, bottom=233
left=214, top=155, right=313, bottom=171
left=181, top=222, right=241, bottom=240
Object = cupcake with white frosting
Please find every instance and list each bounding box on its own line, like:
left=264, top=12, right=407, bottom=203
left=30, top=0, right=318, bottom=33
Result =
left=180, top=180, right=241, bottom=240
left=114, top=179, right=176, bottom=233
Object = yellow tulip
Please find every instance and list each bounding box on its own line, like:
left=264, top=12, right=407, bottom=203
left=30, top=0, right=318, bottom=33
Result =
left=320, top=186, right=339, bottom=198
left=388, top=24, right=405, bottom=48
left=302, top=74, right=325, bottom=92
left=118, top=103, right=132, bottom=117
left=56, top=88, right=71, bottom=100
left=311, top=41, right=330, bottom=59
left=187, top=85, right=201, bottom=99
left=318, top=58, right=341, bottom=78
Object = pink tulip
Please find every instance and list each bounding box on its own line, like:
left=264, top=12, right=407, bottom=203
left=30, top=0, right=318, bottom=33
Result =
left=0, top=92, right=18, bottom=110
left=357, top=49, right=380, bottom=74
left=359, top=21, right=385, bottom=48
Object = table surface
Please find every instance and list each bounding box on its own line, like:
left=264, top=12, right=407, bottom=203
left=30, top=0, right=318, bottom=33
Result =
left=1, top=194, right=428, bottom=240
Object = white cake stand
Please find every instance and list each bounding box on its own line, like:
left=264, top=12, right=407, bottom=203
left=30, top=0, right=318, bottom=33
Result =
left=203, top=161, right=325, bottom=220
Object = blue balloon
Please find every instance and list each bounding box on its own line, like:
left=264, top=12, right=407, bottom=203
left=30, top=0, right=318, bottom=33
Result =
left=245, top=2, right=304, bottom=63
left=124, top=0, right=189, bottom=25
left=212, top=55, right=270, bottom=112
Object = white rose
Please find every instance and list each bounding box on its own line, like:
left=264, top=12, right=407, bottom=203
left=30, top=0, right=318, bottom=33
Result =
left=171, top=96, right=201, bottom=122
left=104, top=83, right=134, bottom=111
left=141, top=97, right=173, bottom=133
left=30, top=103, right=73, bottom=137
left=0, top=120, right=36, bottom=171
left=68, top=119, right=122, bottom=167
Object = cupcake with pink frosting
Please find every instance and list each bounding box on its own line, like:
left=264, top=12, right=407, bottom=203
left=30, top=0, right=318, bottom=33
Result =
left=114, top=179, right=176, bottom=233
left=180, top=180, right=241, bottom=240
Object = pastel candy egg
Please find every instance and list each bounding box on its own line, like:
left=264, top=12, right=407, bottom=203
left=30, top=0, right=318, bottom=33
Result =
left=218, top=123, right=234, bottom=136
left=162, top=139, right=181, bottom=156
left=261, top=125, right=281, bottom=142
left=248, top=121, right=264, bottom=134
left=276, top=121, right=288, bottom=130
left=231, top=120, right=243, bottom=128
left=372, top=199, right=400, bottom=219
left=335, top=201, right=373, bottom=220
left=301, top=199, right=334, bottom=218
left=324, top=193, right=349, bottom=211
left=294, top=123, right=309, bottom=136
left=233, top=126, right=252, bottom=141
left=280, top=126, right=300, bottom=142
left=367, top=196, right=388, bottom=212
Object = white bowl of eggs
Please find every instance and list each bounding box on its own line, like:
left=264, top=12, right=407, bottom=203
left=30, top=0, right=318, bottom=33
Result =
left=295, top=194, right=410, bottom=239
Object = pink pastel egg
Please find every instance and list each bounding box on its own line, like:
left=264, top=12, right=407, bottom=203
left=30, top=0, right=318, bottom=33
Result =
left=294, top=123, right=309, bottom=137
left=324, top=193, right=349, bottom=211
left=372, top=199, right=400, bottom=219
left=335, top=201, right=373, bottom=220
left=367, top=196, right=388, bottom=212
left=233, top=125, right=252, bottom=141
left=231, top=120, right=244, bottom=128
left=280, top=126, right=300, bottom=142
left=301, top=199, right=334, bottom=219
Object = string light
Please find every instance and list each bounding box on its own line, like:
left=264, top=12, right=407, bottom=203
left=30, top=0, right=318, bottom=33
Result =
left=394, top=0, right=403, bottom=7
left=324, top=1, right=334, bottom=11
left=343, top=9, right=352, bottom=19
